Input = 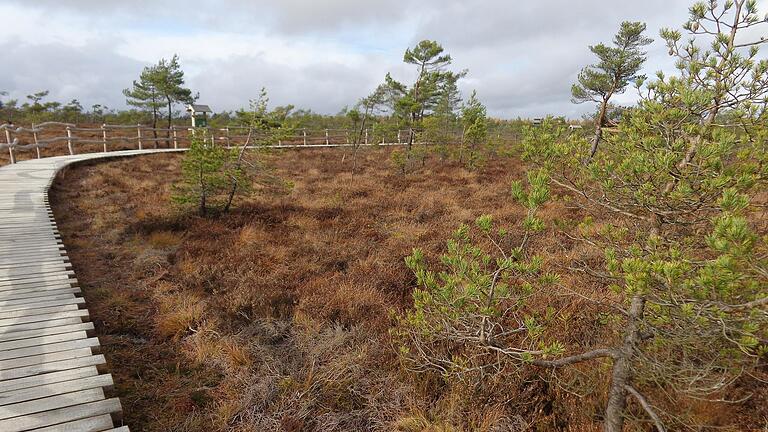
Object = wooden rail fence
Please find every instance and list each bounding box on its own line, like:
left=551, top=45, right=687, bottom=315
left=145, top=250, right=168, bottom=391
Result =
left=0, top=122, right=431, bottom=164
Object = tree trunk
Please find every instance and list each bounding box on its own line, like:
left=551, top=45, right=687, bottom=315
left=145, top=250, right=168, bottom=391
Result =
left=224, top=177, right=237, bottom=213
left=198, top=160, right=206, bottom=216
left=407, top=62, right=426, bottom=152
left=166, top=98, right=172, bottom=148
left=223, top=129, right=253, bottom=213
left=353, top=109, right=369, bottom=174
left=604, top=295, right=645, bottom=432
left=151, top=106, right=159, bottom=149
left=587, top=97, right=609, bottom=162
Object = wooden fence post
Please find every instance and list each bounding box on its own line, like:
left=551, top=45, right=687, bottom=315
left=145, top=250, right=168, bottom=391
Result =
left=397, top=130, right=401, bottom=145
left=325, top=129, right=330, bottom=145
left=137, top=124, right=142, bottom=150
left=365, top=128, right=368, bottom=145
left=66, top=126, right=74, bottom=155
left=303, top=129, right=307, bottom=146
left=32, top=123, right=40, bottom=159
left=172, top=126, right=178, bottom=149
left=4, top=127, right=14, bottom=164
left=101, top=124, right=107, bottom=152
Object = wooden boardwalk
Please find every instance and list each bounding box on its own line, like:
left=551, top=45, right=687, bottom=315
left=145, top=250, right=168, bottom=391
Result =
left=0, top=150, right=182, bottom=431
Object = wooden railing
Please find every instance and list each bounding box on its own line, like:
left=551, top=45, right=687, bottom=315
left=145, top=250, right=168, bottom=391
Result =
left=0, top=122, right=426, bottom=164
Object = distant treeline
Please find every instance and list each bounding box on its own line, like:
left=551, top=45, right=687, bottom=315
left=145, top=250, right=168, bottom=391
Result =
left=0, top=89, right=560, bottom=140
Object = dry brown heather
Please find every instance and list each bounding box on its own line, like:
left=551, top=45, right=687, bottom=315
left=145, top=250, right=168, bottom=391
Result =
left=48, top=149, right=766, bottom=432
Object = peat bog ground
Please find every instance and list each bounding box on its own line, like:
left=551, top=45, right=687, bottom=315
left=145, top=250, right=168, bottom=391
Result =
left=48, top=148, right=767, bottom=431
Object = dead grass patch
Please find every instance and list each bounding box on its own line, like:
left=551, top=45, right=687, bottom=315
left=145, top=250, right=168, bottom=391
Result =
left=49, top=149, right=766, bottom=431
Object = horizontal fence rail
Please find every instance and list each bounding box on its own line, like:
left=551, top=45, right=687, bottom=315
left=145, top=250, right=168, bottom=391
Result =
left=0, top=121, right=528, bottom=165
left=0, top=123, right=454, bottom=164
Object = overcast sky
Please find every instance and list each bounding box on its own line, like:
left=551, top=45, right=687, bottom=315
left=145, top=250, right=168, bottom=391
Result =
left=0, top=1, right=762, bottom=118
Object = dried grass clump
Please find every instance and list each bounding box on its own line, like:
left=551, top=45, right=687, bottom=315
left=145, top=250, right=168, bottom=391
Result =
left=147, top=230, right=183, bottom=249
left=156, top=291, right=206, bottom=339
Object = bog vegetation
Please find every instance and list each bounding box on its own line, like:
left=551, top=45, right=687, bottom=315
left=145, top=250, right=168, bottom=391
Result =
left=39, top=1, right=768, bottom=431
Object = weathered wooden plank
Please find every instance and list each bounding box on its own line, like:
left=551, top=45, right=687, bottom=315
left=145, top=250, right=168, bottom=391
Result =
left=0, top=304, right=81, bottom=320
left=0, top=317, right=84, bottom=334
left=0, top=266, right=73, bottom=280
left=0, top=226, right=57, bottom=232
left=0, top=354, right=105, bottom=381
left=0, top=210, right=50, bottom=216
left=0, top=221, right=54, bottom=226
left=0, top=228, right=59, bottom=234
left=0, top=240, right=61, bottom=246
left=0, top=280, right=76, bottom=294
left=25, top=413, right=115, bottom=432
left=0, top=258, right=69, bottom=269
left=0, top=246, right=65, bottom=255
left=0, top=257, right=69, bottom=265
left=0, top=331, right=89, bottom=352
left=0, top=227, right=57, bottom=233
left=0, top=225, right=57, bottom=231
left=0, top=288, right=81, bottom=302
left=0, top=263, right=70, bottom=273
left=0, top=398, right=122, bottom=432
left=0, top=276, right=76, bottom=290
left=0, top=388, right=106, bottom=420
left=0, top=246, right=65, bottom=256
left=0, top=322, right=93, bottom=342
left=0, top=366, right=99, bottom=393
left=0, top=347, right=94, bottom=372
left=0, top=276, right=75, bottom=287
left=0, top=267, right=73, bottom=281
left=0, top=297, right=85, bottom=314
left=0, top=251, right=67, bottom=259
left=0, top=248, right=64, bottom=255
left=0, top=264, right=71, bottom=275
left=0, top=293, right=74, bottom=310
left=0, top=268, right=75, bottom=286
left=0, top=374, right=113, bottom=407
left=0, top=310, right=89, bottom=328
left=0, top=338, right=99, bottom=362
left=0, top=232, right=59, bottom=239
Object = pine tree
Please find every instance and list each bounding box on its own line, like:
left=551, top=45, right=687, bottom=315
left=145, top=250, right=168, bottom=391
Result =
left=460, top=90, right=488, bottom=168
left=172, top=130, right=243, bottom=216
left=123, top=68, right=164, bottom=144
left=154, top=55, right=196, bottom=139
left=399, top=2, right=767, bottom=430
left=384, top=40, right=467, bottom=150
left=571, top=21, right=652, bottom=160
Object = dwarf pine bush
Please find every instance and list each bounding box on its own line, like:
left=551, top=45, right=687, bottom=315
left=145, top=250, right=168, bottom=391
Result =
left=399, top=1, right=768, bottom=430
left=172, top=130, right=247, bottom=215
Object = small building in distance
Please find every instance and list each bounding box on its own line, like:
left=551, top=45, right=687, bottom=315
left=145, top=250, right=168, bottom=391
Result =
left=187, top=104, right=213, bottom=128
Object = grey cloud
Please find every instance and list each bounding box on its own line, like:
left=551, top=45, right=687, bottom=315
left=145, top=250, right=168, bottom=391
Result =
left=3, top=0, right=762, bottom=118
left=190, top=55, right=380, bottom=114
left=0, top=39, right=144, bottom=110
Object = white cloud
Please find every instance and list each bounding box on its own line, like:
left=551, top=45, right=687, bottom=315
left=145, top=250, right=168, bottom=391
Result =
left=1, top=0, right=764, bottom=118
